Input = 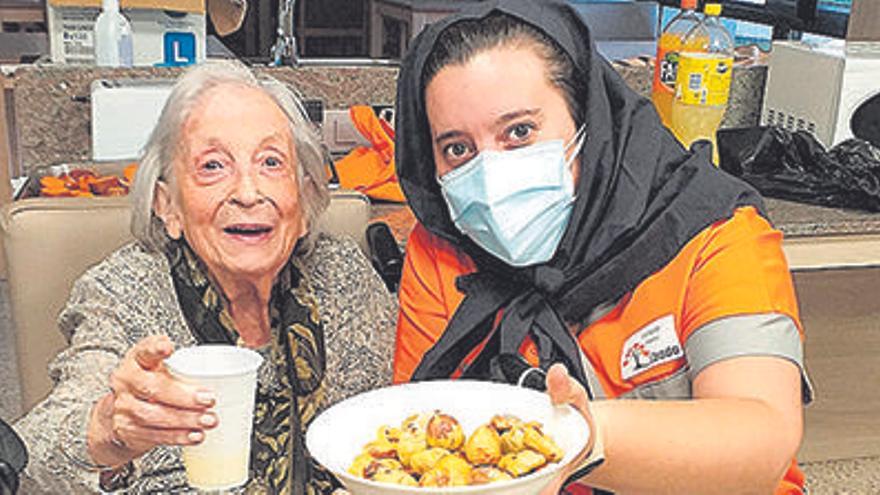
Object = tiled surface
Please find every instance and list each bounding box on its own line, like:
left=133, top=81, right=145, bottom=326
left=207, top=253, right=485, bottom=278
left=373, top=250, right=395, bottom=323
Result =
left=802, top=457, right=880, bottom=494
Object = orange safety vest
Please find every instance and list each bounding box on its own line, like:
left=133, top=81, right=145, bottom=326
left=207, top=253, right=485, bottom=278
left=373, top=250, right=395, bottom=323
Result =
left=395, top=206, right=806, bottom=494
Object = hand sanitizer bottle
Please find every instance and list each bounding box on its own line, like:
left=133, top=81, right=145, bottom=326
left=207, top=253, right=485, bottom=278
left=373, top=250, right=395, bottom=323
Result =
left=94, top=0, right=133, bottom=67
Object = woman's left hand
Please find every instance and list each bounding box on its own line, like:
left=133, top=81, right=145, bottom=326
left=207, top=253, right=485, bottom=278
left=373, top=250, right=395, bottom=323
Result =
left=540, top=363, right=597, bottom=495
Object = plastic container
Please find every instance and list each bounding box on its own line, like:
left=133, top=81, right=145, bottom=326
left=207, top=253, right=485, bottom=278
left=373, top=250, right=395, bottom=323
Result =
left=164, top=345, right=263, bottom=491
left=651, top=0, right=703, bottom=127
left=93, top=0, right=133, bottom=67
left=669, top=3, right=735, bottom=165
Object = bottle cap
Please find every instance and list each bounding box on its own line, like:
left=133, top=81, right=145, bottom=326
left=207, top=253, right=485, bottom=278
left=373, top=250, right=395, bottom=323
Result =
left=705, top=3, right=723, bottom=16
left=681, top=0, right=697, bottom=9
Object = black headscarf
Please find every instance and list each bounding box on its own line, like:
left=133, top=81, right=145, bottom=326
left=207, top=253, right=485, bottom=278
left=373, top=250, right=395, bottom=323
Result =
left=396, top=0, right=765, bottom=392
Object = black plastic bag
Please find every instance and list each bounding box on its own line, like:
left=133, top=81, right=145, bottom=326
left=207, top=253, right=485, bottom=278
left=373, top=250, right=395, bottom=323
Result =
left=0, top=419, right=26, bottom=495
left=718, top=126, right=880, bottom=211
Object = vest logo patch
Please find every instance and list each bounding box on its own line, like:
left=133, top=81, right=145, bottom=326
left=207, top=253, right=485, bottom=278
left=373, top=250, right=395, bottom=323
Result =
left=621, top=315, right=683, bottom=380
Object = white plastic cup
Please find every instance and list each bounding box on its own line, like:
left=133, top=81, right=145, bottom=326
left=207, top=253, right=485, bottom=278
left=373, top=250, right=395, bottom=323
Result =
left=164, top=345, right=264, bottom=491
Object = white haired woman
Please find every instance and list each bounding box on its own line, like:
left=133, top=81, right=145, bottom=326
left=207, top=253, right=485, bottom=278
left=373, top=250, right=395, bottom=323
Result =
left=14, top=61, right=396, bottom=494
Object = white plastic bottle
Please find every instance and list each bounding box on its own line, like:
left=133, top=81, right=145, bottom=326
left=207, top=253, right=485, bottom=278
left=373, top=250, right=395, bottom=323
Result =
left=94, top=0, right=133, bottom=67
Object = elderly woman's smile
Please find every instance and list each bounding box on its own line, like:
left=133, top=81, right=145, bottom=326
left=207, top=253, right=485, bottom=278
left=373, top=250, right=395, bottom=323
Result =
left=155, top=83, right=306, bottom=281
left=223, top=223, right=272, bottom=240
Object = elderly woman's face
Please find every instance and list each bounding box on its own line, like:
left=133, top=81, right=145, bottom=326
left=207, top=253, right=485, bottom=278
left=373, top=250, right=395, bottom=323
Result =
left=425, top=45, right=578, bottom=183
left=157, top=83, right=306, bottom=280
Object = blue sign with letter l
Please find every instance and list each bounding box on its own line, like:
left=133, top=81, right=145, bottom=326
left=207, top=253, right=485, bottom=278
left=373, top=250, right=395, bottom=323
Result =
left=163, top=32, right=196, bottom=66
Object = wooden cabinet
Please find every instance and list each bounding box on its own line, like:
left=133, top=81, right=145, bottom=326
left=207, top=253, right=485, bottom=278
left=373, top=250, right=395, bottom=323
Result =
left=795, top=268, right=880, bottom=462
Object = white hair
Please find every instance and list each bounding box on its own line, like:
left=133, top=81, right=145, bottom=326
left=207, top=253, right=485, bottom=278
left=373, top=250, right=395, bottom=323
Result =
left=130, top=60, right=330, bottom=252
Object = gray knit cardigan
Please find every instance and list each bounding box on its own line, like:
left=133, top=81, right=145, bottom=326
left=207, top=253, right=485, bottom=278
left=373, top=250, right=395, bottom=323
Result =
left=15, top=234, right=397, bottom=494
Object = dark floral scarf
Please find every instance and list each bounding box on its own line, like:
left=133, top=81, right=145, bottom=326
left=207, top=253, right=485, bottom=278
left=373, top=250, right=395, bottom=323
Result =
left=165, top=239, right=341, bottom=495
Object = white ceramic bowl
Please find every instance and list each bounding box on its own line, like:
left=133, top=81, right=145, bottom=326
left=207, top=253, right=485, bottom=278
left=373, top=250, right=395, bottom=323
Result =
left=306, top=380, right=591, bottom=495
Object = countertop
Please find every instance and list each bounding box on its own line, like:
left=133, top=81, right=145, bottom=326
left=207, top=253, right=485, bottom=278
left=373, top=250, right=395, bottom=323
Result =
left=766, top=198, right=880, bottom=238
left=4, top=60, right=880, bottom=246
left=3, top=64, right=399, bottom=174
left=2, top=60, right=759, bottom=175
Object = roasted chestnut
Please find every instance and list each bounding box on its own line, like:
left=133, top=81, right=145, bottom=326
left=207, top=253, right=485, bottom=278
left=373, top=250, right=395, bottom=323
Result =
left=370, top=466, right=418, bottom=486
left=464, top=424, right=502, bottom=465
left=469, top=465, right=514, bottom=485
left=489, top=414, right=523, bottom=433
left=436, top=453, right=473, bottom=480
left=376, top=425, right=402, bottom=444
left=426, top=412, right=465, bottom=451
left=418, top=454, right=471, bottom=487
left=409, top=447, right=448, bottom=475
left=500, top=425, right=526, bottom=454
left=523, top=423, right=563, bottom=462
left=348, top=453, right=374, bottom=477
left=395, top=432, right=427, bottom=468
left=498, top=449, right=547, bottom=477
left=363, top=458, right=404, bottom=479
left=363, top=439, right=396, bottom=459
left=401, top=412, right=432, bottom=437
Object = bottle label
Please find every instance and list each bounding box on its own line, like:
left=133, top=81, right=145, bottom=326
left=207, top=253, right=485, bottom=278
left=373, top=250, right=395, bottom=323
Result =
left=652, top=45, right=680, bottom=95
left=675, top=53, right=733, bottom=107
left=61, top=14, right=97, bottom=64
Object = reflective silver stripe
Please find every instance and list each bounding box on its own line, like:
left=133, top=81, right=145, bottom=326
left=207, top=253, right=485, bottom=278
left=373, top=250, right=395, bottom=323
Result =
left=572, top=299, right=621, bottom=400
left=618, top=367, right=691, bottom=400
left=684, top=313, right=813, bottom=404
left=579, top=347, right=607, bottom=400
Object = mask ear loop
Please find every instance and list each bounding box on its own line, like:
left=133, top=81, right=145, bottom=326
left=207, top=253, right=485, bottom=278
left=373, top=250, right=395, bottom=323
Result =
left=564, top=124, right=588, bottom=166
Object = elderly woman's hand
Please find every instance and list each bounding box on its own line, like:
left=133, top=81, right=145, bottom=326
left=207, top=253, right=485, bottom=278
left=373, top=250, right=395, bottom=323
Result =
left=86, top=335, right=218, bottom=467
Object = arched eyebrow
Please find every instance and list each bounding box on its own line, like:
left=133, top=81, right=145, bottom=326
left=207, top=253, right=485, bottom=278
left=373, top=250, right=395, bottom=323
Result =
left=257, top=132, right=288, bottom=148
left=435, top=129, right=467, bottom=144
left=495, top=108, right=541, bottom=126
left=433, top=108, right=542, bottom=144
left=194, top=138, right=231, bottom=158
left=253, top=133, right=292, bottom=163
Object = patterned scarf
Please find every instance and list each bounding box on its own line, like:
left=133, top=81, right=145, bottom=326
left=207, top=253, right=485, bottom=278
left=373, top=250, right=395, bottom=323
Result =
left=165, top=239, right=341, bottom=495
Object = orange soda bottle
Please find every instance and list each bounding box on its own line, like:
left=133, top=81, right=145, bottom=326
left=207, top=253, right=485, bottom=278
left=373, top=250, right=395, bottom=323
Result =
left=651, top=0, right=702, bottom=127
left=669, top=3, right=735, bottom=165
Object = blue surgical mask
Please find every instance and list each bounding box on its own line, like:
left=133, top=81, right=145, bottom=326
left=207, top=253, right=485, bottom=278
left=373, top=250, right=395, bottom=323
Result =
left=438, top=126, right=586, bottom=267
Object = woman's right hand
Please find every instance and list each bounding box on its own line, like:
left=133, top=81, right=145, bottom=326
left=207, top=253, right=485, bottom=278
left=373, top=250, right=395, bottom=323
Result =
left=87, top=335, right=218, bottom=467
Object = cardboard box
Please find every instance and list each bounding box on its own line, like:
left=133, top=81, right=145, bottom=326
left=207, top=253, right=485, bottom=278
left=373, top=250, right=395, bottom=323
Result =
left=47, top=0, right=206, bottom=66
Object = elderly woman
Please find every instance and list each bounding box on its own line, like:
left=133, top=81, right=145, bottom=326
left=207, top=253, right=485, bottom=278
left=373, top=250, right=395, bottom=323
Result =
left=393, top=1, right=810, bottom=493
left=15, top=61, right=396, bottom=493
